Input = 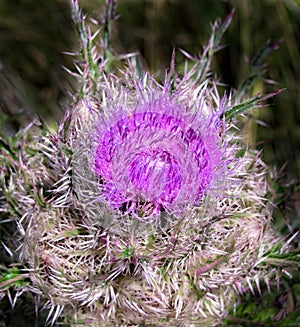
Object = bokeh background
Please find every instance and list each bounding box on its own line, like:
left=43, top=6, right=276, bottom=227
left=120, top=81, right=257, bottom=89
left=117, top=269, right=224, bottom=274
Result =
left=0, top=0, right=299, bottom=325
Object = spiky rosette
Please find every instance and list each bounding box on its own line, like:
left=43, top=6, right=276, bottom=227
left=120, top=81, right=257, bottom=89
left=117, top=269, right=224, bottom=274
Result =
left=0, top=2, right=299, bottom=327
left=7, top=136, right=288, bottom=327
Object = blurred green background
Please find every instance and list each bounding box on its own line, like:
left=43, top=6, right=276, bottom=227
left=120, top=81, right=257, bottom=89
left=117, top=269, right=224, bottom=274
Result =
left=0, top=0, right=299, bottom=325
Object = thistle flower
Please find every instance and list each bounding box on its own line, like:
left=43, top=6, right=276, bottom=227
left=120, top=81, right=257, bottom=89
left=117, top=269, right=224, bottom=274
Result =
left=94, top=90, right=221, bottom=216
left=72, top=79, right=232, bottom=234
left=0, top=2, right=299, bottom=327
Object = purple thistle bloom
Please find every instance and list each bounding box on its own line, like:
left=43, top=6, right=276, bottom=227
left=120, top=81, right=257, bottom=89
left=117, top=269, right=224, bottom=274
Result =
left=93, top=84, right=227, bottom=219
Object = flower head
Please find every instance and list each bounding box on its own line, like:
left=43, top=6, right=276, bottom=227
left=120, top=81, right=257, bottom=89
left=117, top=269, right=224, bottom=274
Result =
left=92, top=84, right=227, bottom=222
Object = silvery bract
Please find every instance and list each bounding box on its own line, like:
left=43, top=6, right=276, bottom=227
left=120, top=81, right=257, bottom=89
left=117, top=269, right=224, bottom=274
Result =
left=0, top=1, right=298, bottom=326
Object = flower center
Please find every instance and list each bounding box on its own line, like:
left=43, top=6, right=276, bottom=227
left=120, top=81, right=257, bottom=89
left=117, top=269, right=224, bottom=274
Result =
left=128, top=148, right=181, bottom=205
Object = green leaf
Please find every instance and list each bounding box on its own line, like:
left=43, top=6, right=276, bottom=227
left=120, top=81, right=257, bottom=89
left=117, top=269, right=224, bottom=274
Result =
left=224, top=89, right=282, bottom=120
left=225, top=97, right=260, bottom=120
left=263, top=250, right=300, bottom=265
left=0, top=267, right=29, bottom=290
